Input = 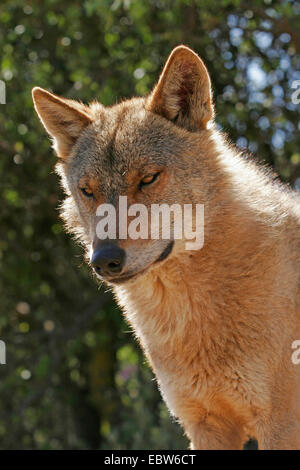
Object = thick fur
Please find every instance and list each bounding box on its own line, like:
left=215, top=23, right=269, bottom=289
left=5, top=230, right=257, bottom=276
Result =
left=32, top=46, right=300, bottom=449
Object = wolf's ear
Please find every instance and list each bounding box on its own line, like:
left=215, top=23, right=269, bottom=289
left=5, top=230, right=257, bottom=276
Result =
left=146, top=46, right=214, bottom=131
left=32, top=87, right=92, bottom=159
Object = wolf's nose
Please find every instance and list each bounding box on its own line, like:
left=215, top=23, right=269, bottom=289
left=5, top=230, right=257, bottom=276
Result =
left=90, top=244, right=125, bottom=277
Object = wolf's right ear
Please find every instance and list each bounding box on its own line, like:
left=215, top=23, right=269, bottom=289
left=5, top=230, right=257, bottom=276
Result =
left=146, top=46, right=214, bottom=131
left=32, top=87, right=92, bottom=159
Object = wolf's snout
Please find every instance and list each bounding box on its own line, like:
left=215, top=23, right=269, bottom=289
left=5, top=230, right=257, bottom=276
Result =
left=90, top=244, right=125, bottom=277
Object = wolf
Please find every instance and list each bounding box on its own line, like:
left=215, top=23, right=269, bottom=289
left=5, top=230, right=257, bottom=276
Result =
left=32, top=45, right=300, bottom=449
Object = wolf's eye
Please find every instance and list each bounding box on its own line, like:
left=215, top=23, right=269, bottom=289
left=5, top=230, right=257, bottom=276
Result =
left=80, top=187, right=94, bottom=198
left=139, top=172, right=160, bottom=189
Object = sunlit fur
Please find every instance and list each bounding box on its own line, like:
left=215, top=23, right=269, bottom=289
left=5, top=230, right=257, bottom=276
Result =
left=33, top=46, right=300, bottom=449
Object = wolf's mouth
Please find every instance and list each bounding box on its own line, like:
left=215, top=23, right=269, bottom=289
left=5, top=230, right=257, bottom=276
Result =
left=106, top=241, right=174, bottom=285
left=155, top=240, right=174, bottom=263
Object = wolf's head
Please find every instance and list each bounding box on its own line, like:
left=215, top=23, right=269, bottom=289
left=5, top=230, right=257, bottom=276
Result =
left=32, top=46, right=218, bottom=285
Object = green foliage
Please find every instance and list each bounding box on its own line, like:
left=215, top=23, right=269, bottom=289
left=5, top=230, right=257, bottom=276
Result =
left=0, top=0, right=299, bottom=449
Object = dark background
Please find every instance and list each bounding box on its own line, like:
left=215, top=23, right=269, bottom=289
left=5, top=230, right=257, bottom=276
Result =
left=0, top=0, right=299, bottom=449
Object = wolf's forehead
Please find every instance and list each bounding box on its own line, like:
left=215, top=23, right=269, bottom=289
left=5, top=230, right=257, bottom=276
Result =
left=72, top=104, right=182, bottom=179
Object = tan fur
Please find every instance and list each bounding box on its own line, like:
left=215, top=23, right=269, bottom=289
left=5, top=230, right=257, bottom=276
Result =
left=32, top=46, right=300, bottom=449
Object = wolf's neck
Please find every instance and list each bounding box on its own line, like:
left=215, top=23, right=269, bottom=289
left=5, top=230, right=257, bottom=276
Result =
left=113, top=191, right=271, bottom=359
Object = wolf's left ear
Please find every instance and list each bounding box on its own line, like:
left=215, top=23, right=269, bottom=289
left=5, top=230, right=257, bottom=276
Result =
left=32, top=87, right=93, bottom=159
left=146, top=46, right=214, bottom=131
